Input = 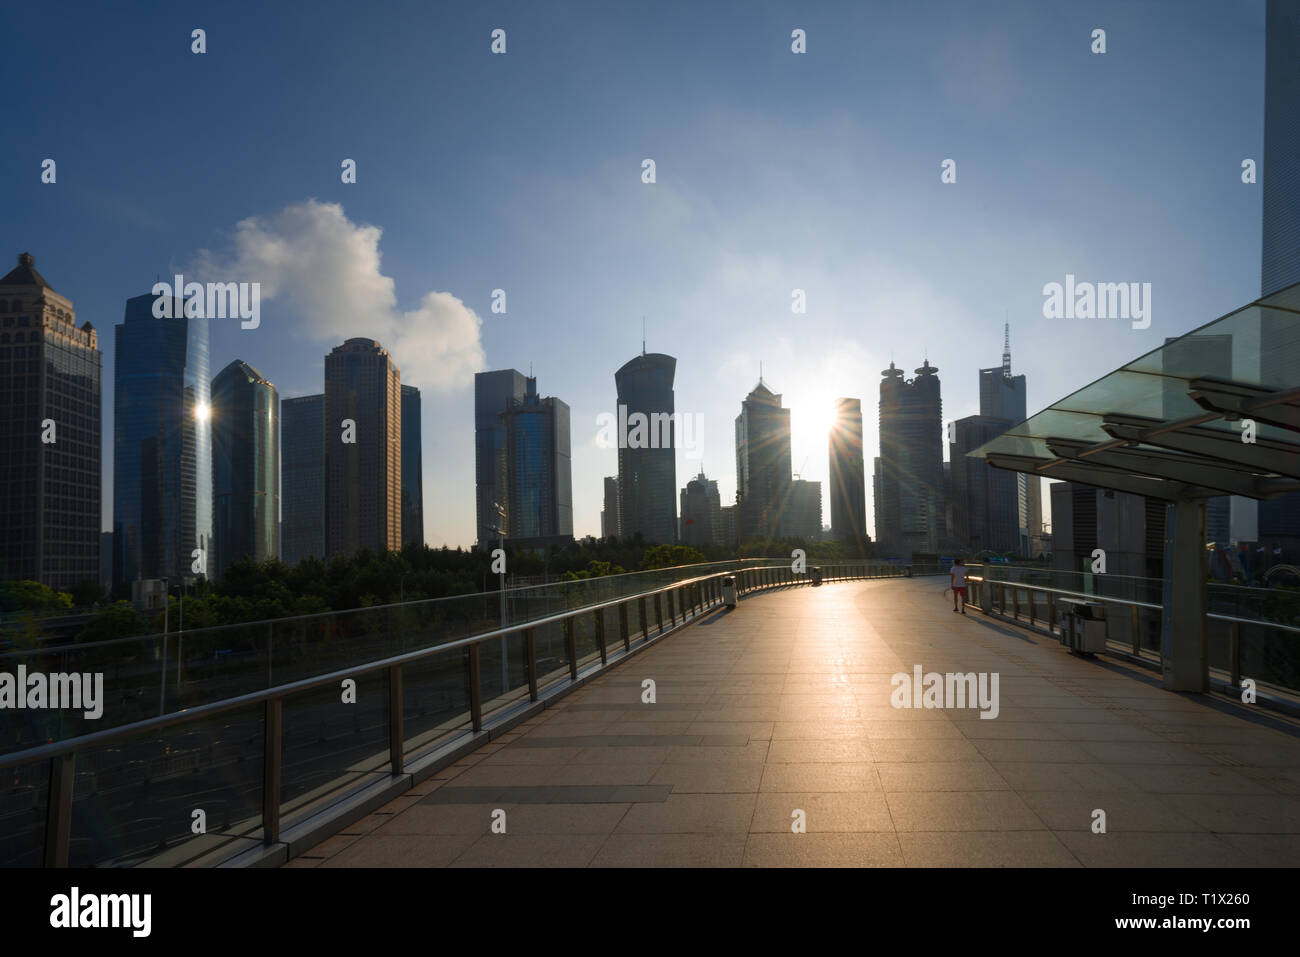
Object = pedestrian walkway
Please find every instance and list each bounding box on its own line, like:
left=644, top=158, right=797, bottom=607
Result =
left=287, top=579, right=1300, bottom=867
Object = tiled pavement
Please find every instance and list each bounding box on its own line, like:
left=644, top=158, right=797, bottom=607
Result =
left=285, top=580, right=1300, bottom=867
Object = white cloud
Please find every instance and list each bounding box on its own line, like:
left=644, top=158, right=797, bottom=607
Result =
left=190, top=199, right=485, bottom=392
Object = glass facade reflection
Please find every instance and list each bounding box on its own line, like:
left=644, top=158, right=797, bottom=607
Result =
left=113, top=293, right=211, bottom=586
left=281, top=394, right=324, bottom=565
left=211, top=359, right=279, bottom=579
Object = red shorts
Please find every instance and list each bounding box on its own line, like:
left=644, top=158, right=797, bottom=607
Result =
left=952, top=586, right=967, bottom=597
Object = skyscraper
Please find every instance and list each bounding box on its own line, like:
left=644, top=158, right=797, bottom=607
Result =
left=400, top=384, right=424, bottom=547
left=616, top=351, right=677, bottom=544
left=602, top=475, right=621, bottom=539
left=324, top=338, right=401, bottom=559
left=474, top=369, right=528, bottom=546
left=949, top=415, right=1018, bottom=554
left=498, top=376, right=573, bottom=543
left=785, top=479, right=822, bottom=541
left=1262, top=0, right=1300, bottom=299
left=0, top=253, right=101, bottom=590
left=978, top=327, right=1041, bottom=555
left=679, top=470, right=722, bottom=547
left=876, top=360, right=944, bottom=557
left=210, top=360, right=279, bottom=579
left=828, top=397, right=868, bottom=553
left=1256, top=0, right=1300, bottom=566
left=280, top=394, right=324, bottom=566
left=735, top=380, right=792, bottom=541
left=113, top=291, right=211, bottom=586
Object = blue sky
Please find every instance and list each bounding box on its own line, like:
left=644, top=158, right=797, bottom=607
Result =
left=2, top=0, right=1267, bottom=546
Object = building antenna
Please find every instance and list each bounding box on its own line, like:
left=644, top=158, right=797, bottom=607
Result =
left=1002, top=320, right=1011, bottom=378
left=642, top=316, right=646, bottom=356
left=759, top=360, right=764, bottom=386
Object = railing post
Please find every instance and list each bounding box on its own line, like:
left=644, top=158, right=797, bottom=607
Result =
left=263, top=697, right=282, bottom=845
left=1130, top=605, right=1141, bottom=656
left=655, top=593, right=664, bottom=634
left=1029, top=589, right=1036, bottom=627
left=388, top=664, right=404, bottom=776
left=1228, top=620, right=1241, bottom=689
left=639, top=596, right=648, bottom=640
left=564, top=617, right=578, bottom=681
left=526, top=627, right=539, bottom=701
left=45, top=752, right=75, bottom=867
left=468, top=645, right=483, bottom=732
left=620, top=604, right=630, bottom=651
left=595, top=609, right=607, bottom=665
left=1012, top=587, right=1019, bottom=621
left=1046, top=591, right=1054, bottom=633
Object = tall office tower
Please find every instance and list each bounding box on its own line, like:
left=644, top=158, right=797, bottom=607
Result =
left=615, top=351, right=677, bottom=544
left=828, top=397, right=868, bottom=553
left=113, top=291, right=211, bottom=586
left=400, top=384, right=424, bottom=547
left=872, top=456, right=885, bottom=552
left=498, top=376, right=573, bottom=542
left=210, top=360, right=279, bottom=579
left=1161, top=335, right=1233, bottom=544
left=679, top=470, right=722, bottom=547
left=949, top=415, right=1018, bottom=554
left=602, top=475, right=622, bottom=539
left=978, top=326, right=1041, bottom=554
left=1051, top=482, right=1162, bottom=579
left=1262, top=0, right=1300, bottom=298
left=735, top=380, right=792, bottom=541
left=876, top=360, right=944, bottom=557
left=280, top=394, right=324, bottom=566
left=785, top=479, right=822, bottom=541
left=474, top=369, right=528, bottom=546
left=324, top=338, right=401, bottom=559
left=0, top=253, right=101, bottom=590
left=1256, top=0, right=1300, bottom=567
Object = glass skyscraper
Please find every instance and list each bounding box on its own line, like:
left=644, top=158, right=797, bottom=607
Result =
left=499, top=376, right=573, bottom=541
left=876, top=360, right=944, bottom=557
left=828, top=397, right=868, bottom=553
left=211, top=359, right=279, bottom=579
left=401, top=384, right=424, bottom=547
left=323, top=338, right=401, bottom=559
left=0, top=253, right=102, bottom=590
left=113, top=292, right=211, bottom=586
left=474, top=369, right=527, bottom=546
left=280, top=393, right=324, bottom=566
left=735, top=381, right=792, bottom=541
left=615, top=352, right=677, bottom=545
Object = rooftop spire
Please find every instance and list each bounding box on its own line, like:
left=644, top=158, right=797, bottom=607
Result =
left=642, top=316, right=646, bottom=356
left=1002, top=321, right=1011, bottom=378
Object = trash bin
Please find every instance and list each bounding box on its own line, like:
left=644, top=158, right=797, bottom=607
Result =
left=811, top=567, right=822, bottom=587
left=721, top=576, right=737, bottom=609
left=1058, top=599, right=1107, bottom=655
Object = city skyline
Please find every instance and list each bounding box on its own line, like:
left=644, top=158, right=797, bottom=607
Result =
left=2, top=1, right=1270, bottom=549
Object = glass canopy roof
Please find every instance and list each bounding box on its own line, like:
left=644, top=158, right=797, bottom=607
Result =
left=968, top=282, right=1300, bottom=498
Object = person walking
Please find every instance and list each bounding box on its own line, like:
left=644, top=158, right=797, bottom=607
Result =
left=950, top=557, right=968, bottom=614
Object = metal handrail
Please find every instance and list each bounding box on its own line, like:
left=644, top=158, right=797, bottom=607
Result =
left=965, top=574, right=1163, bottom=611
left=7, top=560, right=913, bottom=867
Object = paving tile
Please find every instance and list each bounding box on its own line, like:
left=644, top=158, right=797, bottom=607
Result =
left=450, top=834, right=607, bottom=867
left=885, top=790, right=1046, bottom=831
left=592, top=833, right=746, bottom=867
left=898, top=831, right=1080, bottom=867
left=742, top=833, right=904, bottom=867
left=614, top=793, right=758, bottom=834
left=750, top=791, right=895, bottom=832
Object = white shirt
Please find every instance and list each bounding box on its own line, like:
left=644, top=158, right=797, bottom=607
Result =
left=950, top=566, right=967, bottom=587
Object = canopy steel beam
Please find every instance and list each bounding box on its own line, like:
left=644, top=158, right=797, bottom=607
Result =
left=1045, top=438, right=1277, bottom=498
left=1101, top=414, right=1300, bottom=479
left=1187, top=378, right=1300, bottom=433
left=985, top=453, right=1216, bottom=500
